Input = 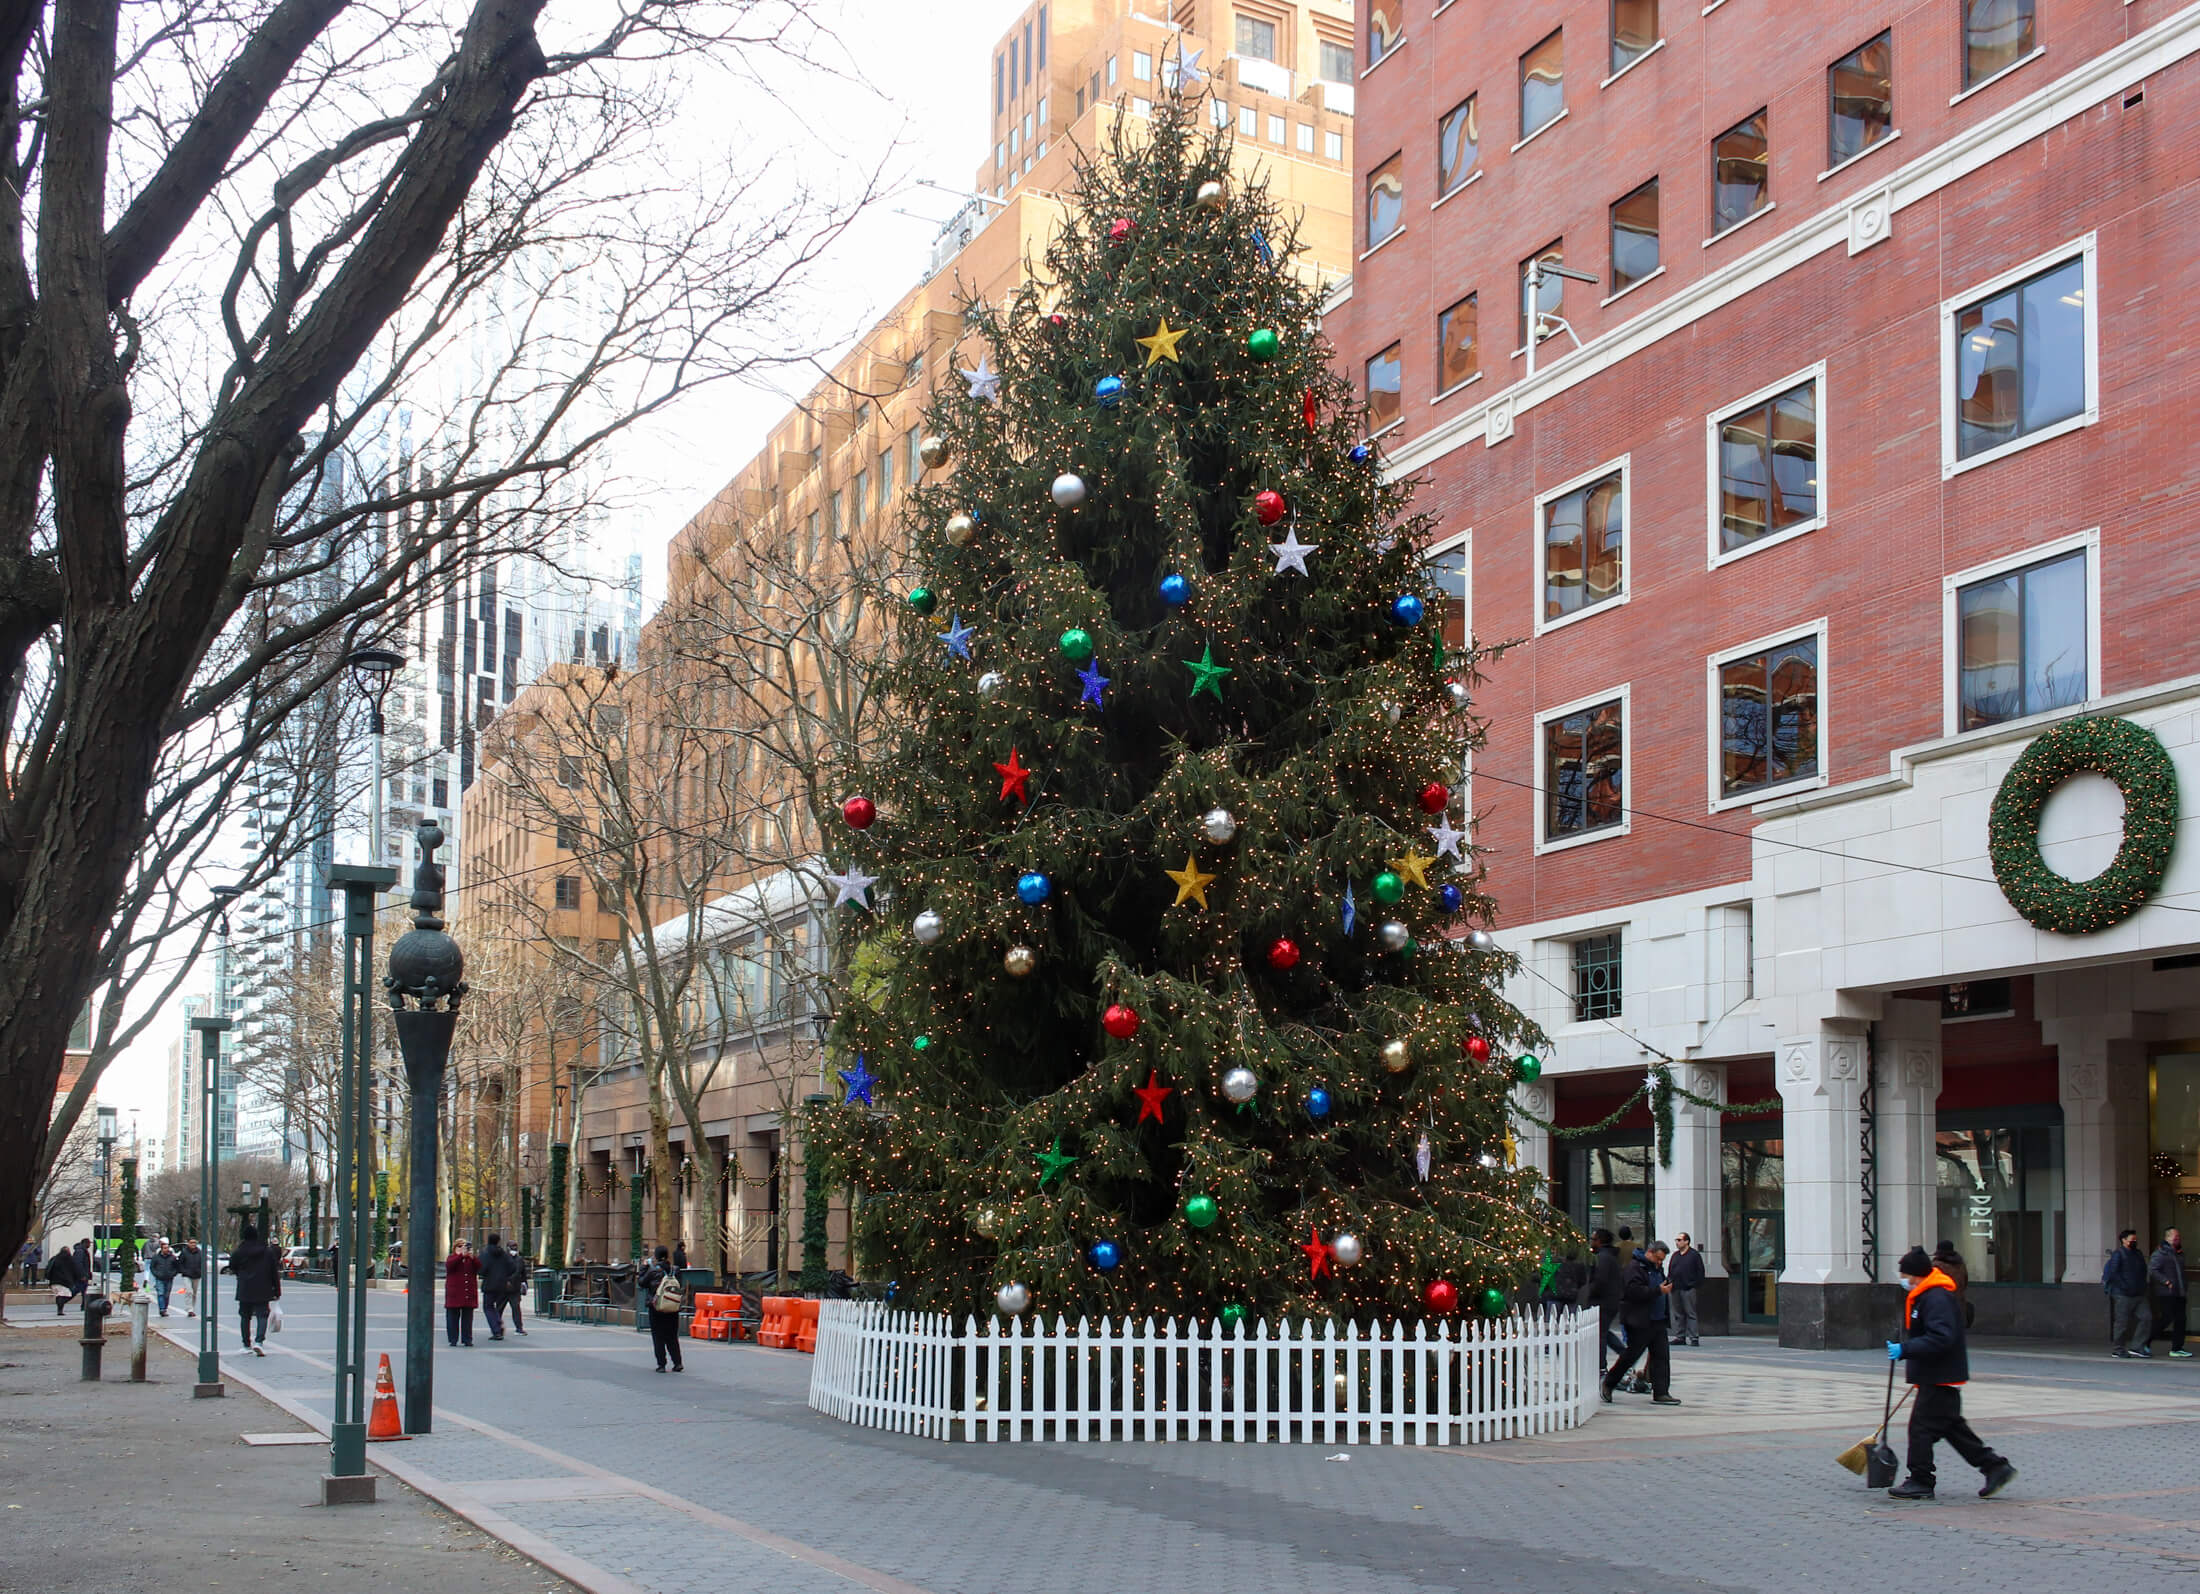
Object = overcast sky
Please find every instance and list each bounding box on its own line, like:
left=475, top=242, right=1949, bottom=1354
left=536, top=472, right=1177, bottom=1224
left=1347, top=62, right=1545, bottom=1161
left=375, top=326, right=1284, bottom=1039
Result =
left=97, top=0, right=1015, bottom=1138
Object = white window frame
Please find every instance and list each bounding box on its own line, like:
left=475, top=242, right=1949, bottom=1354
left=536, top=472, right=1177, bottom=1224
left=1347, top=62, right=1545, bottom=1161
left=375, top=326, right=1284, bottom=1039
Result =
left=1326, top=129, right=1345, bottom=160
left=1532, top=454, right=1629, bottom=638
left=1534, top=682, right=1631, bottom=855
left=1240, top=105, right=1257, bottom=136
left=1940, top=526, right=2101, bottom=737
left=1268, top=113, right=1286, bottom=144
left=1298, top=122, right=1315, bottom=152
left=1705, top=616, right=1830, bottom=813
left=1133, top=50, right=1153, bottom=81
left=1940, top=232, right=2098, bottom=480
left=1427, top=531, right=1475, bottom=804
left=1704, top=360, right=1827, bottom=569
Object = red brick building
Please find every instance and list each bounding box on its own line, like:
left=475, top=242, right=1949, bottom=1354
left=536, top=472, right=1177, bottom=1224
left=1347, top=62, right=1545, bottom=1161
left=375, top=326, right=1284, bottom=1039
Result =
left=1325, top=0, right=2200, bottom=1345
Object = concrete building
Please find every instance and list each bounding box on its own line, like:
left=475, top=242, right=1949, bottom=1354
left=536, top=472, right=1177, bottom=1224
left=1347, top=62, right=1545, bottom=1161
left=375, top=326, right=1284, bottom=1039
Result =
left=1324, top=0, right=2200, bottom=1345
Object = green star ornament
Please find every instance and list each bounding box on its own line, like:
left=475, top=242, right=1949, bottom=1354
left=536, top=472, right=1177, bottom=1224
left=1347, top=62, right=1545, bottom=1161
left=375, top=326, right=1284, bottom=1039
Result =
left=1035, top=1136, right=1078, bottom=1188
left=1183, top=643, right=1231, bottom=701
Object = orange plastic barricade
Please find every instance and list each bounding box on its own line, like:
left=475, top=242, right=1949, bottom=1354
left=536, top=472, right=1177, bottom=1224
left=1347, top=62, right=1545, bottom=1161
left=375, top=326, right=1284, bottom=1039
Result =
left=757, top=1295, right=791, bottom=1349
left=794, top=1296, right=821, bottom=1354
left=688, top=1293, right=734, bottom=1340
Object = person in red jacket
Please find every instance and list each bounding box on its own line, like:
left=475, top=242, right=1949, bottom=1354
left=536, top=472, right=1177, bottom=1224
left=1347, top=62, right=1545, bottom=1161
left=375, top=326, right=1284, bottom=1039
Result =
left=1886, top=1245, right=2016, bottom=1501
left=443, top=1239, right=481, bottom=1348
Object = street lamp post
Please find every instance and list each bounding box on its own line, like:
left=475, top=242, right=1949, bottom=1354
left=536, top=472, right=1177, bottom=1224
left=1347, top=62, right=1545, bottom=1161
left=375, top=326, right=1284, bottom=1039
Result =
left=189, top=1013, right=230, bottom=1397
left=386, top=819, right=466, bottom=1437
left=95, top=1105, right=117, bottom=1287
left=345, top=645, right=405, bottom=872
left=1521, top=258, right=1603, bottom=379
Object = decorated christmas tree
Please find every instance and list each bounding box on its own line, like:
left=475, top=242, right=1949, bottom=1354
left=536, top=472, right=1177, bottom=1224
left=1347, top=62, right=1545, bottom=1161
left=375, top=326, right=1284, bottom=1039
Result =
left=815, top=91, right=1557, bottom=1325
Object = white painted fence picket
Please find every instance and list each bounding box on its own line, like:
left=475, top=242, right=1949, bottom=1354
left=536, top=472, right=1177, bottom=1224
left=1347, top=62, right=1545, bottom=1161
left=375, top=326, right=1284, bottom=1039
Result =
left=809, top=1301, right=1600, bottom=1445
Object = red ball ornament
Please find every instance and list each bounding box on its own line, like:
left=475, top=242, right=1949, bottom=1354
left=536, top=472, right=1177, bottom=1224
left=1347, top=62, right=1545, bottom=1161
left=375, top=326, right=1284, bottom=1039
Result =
left=1102, top=1003, right=1141, bottom=1039
left=841, top=796, right=876, bottom=830
left=1107, top=218, right=1135, bottom=244
left=1265, top=937, right=1302, bottom=971
left=1253, top=490, right=1287, bottom=526
left=1045, top=311, right=1069, bottom=334
left=1418, top=782, right=1451, bottom=814
left=1425, top=1279, right=1460, bottom=1314
left=1465, top=1035, right=1491, bottom=1063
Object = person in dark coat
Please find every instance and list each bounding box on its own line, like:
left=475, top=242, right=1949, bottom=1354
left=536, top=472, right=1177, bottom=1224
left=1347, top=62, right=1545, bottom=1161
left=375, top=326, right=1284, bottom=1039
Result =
left=71, top=1237, right=93, bottom=1296
left=1667, top=1233, right=1706, bottom=1346
left=672, top=1239, right=688, bottom=1271
left=639, top=1245, right=684, bottom=1372
left=1600, top=1241, right=1681, bottom=1406
left=147, top=1240, right=180, bottom=1316
left=507, top=1251, right=530, bottom=1336
left=479, top=1235, right=518, bottom=1341
left=176, top=1240, right=203, bottom=1317
left=443, top=1240, right=481, bottom=1347
left=44, top=1246, right=82, bottom=1314
left=1931, top=1240, right=1972, bottom=1327
left=2152, top=1229, right=2189, bottom=1358
left=2104, top=1229, right=2152, bottom=1357
left=1577, top=1229, right=1624, bottom=1372
left=227, top=1224, right=281, bottom=1355
left=1887, top=1245, right=2015, bottom=1501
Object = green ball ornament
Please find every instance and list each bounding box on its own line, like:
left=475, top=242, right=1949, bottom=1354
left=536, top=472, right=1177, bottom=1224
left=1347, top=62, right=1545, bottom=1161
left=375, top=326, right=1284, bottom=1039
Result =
left=907, top=586, right=937, bottom=616
left=1219, top=1302, right=1247, bottom=1327
left=912, top=1034, right=932, bottom=1052
left=1246, top=328, right=1280, bottom=361
left=1058, top=627, right=1095, bottom=663
left=1184, top=1194, right=1219, bottom=1229
left=1514, top=1054, right=1543, bottom=1082
left=1479, top=1286, right=1508, bottom=1317
left=1372, top=870, right=1404, bottom=905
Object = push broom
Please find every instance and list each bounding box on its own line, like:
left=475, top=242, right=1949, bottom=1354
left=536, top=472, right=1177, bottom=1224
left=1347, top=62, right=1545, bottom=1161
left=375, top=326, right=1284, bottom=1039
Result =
left=1836, top=1358, right=1912, bottom=1485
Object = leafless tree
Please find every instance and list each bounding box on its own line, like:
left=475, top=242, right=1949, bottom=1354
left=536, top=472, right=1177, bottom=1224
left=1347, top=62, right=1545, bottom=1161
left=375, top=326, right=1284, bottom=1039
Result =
left=0, top=0, right=881, bottom=1263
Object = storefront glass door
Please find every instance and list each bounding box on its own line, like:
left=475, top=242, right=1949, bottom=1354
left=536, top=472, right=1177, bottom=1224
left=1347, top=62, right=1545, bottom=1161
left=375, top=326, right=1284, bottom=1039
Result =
left=1563, top=1138, right=1655, bottom=1242
left=1722, top=1136, right=1785, bottom=1323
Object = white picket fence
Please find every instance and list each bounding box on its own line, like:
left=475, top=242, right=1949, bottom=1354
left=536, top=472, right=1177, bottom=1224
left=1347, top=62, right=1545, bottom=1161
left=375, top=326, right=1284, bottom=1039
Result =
left=808, top=1299, right=1601, bottom=1445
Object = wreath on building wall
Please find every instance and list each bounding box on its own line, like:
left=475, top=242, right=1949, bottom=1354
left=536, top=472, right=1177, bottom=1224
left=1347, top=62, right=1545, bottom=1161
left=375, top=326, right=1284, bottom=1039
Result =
left=1987, top=716, right=2178, bottom=935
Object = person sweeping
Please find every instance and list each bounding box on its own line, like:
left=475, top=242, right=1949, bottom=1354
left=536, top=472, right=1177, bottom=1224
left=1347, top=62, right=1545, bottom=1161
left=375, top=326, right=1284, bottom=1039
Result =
left=1885, top=1245, right=2017, bottom=1502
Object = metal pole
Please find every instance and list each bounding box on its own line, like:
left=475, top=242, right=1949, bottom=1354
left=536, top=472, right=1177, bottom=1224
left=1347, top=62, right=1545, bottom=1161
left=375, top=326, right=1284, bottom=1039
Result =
left=1525, top=258, right=1542, bottom=381
left=189, top=1016, right=228, bottom=1396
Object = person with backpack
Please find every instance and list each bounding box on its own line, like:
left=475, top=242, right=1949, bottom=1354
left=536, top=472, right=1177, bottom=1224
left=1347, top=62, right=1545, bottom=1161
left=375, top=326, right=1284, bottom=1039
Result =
left=443, top=1239, right=481, bottom=1347
left=1887, top=1245, right=2016, bottom=1501
left=2152, top=1229, right=2189, bottom=1358
left=479, top=1234, right=518, bottom=1341
left=639, top=1244, right=685, bottom=1372
left=2104, top=1229, right=2152, bottom=1358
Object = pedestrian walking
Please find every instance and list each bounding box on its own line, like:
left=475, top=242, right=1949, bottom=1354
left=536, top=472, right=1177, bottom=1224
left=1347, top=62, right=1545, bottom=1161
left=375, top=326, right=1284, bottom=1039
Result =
left=71, top=1237, right=93, bottom=1297
left=17, top=1240, right=38, bottom=1288
left=147, top=1240, right=180, bottom=1316
left=44, top=1245, right=82, bottom=1314
left=672, top=1238, right=688, bottom=1271
left=2104, top=1229, right=2153, bottom=1357
left=1667, top=1233, right=1705, bottom=1346
left=479, top=1234, right=517, bottom=1341
left=639, top=1245, right=685, bottom=1372
left=443, top=1239, right=480, bottom=1347
left=1578, top=1229, right=1624, bottom=1373
left=175, top=1240, right=202, bottom=1317
left=1886, top=1245, right=2017, bottom=1501
left=2152, top=1228, right=2189, bottom=1358
left=508, top=1252, right=530, bottom=1336
left=1601, top=1240, right=1681, bottom=1406
left=227, top=1223, right=281, bottom=1356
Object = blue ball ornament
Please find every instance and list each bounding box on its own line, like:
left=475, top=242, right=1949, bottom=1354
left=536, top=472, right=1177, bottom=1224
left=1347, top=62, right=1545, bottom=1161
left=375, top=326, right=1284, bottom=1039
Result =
left=1016, top=871, right=1053, bottom=905
left=1089, top=1240, right=1121, bottom=1272
left=1095, top=375, right=1125, bottom=408
left=1390, top=593, right=1425, bottom=627
left=1349, top=442, right=1373, bottom=465
left=1439, top=884, right=1464, bottom=913
left=1307, top=1087, right=1332, bottom=1119
left=1159, top=572, right=1192, bottom=607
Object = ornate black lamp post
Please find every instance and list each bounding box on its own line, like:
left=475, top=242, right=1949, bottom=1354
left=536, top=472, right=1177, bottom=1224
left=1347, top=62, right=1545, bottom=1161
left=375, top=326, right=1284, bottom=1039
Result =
left=385, top=819, right=465, bottom=1436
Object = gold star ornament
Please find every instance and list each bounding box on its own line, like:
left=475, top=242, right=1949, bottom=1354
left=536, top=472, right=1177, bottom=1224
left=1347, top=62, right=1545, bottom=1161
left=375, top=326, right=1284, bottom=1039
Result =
left=1387, top=848, right=1437, bottom=890
left=1137, top=317, right=1188, bottom=367
left=1166, top=853, right=1217, bottom=909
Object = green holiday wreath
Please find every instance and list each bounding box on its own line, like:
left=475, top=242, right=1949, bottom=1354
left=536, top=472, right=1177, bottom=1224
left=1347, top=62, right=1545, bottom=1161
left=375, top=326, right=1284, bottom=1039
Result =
left=1987, top=716, right=2178, bottom=935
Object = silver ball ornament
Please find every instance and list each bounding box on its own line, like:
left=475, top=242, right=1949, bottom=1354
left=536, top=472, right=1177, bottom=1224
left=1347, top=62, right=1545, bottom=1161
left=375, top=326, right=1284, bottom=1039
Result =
left=996, top=1281, right=1030, bottom=1316
left=976, top=671, right=1005, bottom=698
left=1220, top=1066, right=1259, bottom=1104
left=1194, top=179, right=1228, bottom=212
left=945, top=512, right=978, bottom=546
left=1380, top=1038, right=1412, bottom=1073
left=1381, top=700, right=1403, bottom=724
left=912, top=909, right=945, bottom=946
left=918, top=434, right=951, bottom=470
left=1330, top=1233, right=1364, bottom=1267
left=1465, top=928, right=1496, bottom=953
left=1378, top=920, right=1411, bottom=952
left=1200, top=807, right=1238, bottom=845
left=1003, top=944, right=1037, bottom=977
left=1446, top=681, right=1473, bottom=711
left=1051, top=472, right=1088, bottom=508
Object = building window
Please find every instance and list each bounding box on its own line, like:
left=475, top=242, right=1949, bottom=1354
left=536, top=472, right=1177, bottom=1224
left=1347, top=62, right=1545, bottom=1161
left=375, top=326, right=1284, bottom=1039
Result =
left=1369, top=5, right=1400, bottom=67
left=431, top=777, right=448, bottom=810
left=1539, top=464, right=1625, bottom=626
left=1715, top=630, right=1821, bottom=800
left=555, top=754, right=581, bottom=789
left=1022, top=20, right=1032, bottom=84
left=1713, top=372, right=1819, bottom=556
left=1211, top=98, right=1230, bottom=128
left=1543, top=696, right=1626, bottom=843
left=1365, top=342, right=1402, bottom=433
left=1610, top=0, right=1656, bottom=76
left=995, top=140, right=1006, bottom=173
left=1572, top=932, right=1623, bottom=1021
left=1037, top=96, right=1048, bottom=127
left=1037, top=7, right=1046, bottom=68
left=1133, top=50, right=1152, bottom=81
left=1964, top=0, right=2035, bottom=88
left=1953, top=254, right=2088, bottom=462
left=1268, top=114, right=1286, bottom=144
left=1437, top=293, right=1478, bottom=392
left=1235, top=14, right=1277, bottom=61
left=1240, top=105, right=1257, bottom=137
left=1326, top=130, right=1344, bottom=160
left=1427, top=534, right=1470, bottom=668
left=1827, top=31, right=1892, bottom=167
left=1437, top=96, right=1479, bottom=196
left=556, top=819, right=579, bottom=850
left=1520, top=29, right=1563, bottom=140
left=1365, top=152, right=1404, bottom=249
left=1609, top=177, right=1659, bottom=293
left=554, top=876, right=581, bottom=911
left=826, top=489, right=841, bottom=538
left=851, top=469, right=866, bottom=522
left=1022, top=111, right=1033, bottom=141
left=1297, top=122, right=1314, bottom=151
left=1936, top=1114, right=2064, bottom=1283
left=1106, top=56, right=1117, bottom=87
left=1954, top=546, right=2089, bottom=731
left=1319, top=38, right=1352, bottom=82
left=1711, top=110, right=1769, bottom=234
left=1074, top=86, right=1085, bottom=117
left=1518, top=239, right=1564, bottom=351
left=995, top=52, right=1004, bottom=116
left=1131, top=98, right=1151, bottom=118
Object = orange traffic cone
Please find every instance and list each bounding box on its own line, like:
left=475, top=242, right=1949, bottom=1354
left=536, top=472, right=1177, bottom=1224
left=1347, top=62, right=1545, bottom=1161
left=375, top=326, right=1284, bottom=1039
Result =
left=367, top=1353, right=405, bottom=1441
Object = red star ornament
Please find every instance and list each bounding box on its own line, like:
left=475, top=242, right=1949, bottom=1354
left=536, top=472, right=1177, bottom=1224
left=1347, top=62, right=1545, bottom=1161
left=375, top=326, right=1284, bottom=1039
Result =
left=1301, top=1226, right=1333, bottom=1281
left=994, top=747, right=1032, bottom=805
left=1133, top=1070, right=1173, bottom=1125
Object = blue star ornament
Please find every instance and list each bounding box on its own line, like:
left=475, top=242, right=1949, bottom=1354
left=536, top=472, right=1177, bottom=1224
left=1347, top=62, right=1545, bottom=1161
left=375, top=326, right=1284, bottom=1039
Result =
left=839, top=1056, right=877, bottom=1107
left=940, top=613, right=977, bottom=661
left=960, top=356, right=1001, bottom=402
left=1251, top=226, right=1274, bottom=266
left=1342, top=880, right=1357, bottom=936
left=1076, top=658, right=1110, bottom=709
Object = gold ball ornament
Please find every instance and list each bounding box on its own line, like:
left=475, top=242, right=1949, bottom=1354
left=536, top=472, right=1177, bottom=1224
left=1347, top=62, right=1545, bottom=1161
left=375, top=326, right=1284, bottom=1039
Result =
left=918, top=434, right=951, bottom=470
left=1003, top=944, right=1038, bottom=978
left=1380, top=1038, right=1412, bottom=1073
left=1194, top=179, right=1228, bottom=212
left=945, top=512, right=978, bottom=547
left=973, top=1205, right=1000, bottom=1237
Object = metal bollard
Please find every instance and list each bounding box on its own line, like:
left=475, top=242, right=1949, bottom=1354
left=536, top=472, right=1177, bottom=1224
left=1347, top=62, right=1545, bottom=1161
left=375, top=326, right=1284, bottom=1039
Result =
left=79, top=1294, right=112, bottom=1381
left=129, top=1296, right=149, bottom=1382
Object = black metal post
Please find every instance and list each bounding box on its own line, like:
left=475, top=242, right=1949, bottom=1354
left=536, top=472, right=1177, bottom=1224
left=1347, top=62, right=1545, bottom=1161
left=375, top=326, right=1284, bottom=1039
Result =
left=189, top=1015, right=229, bottom=1396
